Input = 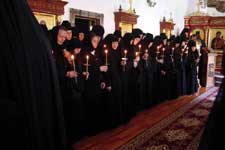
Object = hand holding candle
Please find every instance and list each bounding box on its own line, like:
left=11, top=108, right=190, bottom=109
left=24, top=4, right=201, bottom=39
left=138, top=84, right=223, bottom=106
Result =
left=122, top=49, right=128, bottom=61
left=122, top=50, right=128, bottom=72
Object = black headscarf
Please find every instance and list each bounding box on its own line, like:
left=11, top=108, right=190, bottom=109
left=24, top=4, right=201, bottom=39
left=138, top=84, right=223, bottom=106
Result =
left=0, top=1, right=66, bottom=150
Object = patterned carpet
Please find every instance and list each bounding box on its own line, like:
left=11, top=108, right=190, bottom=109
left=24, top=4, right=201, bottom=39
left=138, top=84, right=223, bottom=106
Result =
left=118, top=87, right=218, bottom=150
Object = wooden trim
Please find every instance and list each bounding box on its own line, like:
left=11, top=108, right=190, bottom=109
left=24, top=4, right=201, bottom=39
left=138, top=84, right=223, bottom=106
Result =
left=28, top=0, right=68, bottom=15
left=114, top=11, right=139, bottom=30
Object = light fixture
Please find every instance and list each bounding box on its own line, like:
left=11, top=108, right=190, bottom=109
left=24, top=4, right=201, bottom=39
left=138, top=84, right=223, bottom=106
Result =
left=147, top=0, right=156, bottom=7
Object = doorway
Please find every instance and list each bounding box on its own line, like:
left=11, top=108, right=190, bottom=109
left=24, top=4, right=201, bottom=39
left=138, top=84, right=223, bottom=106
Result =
left=75, top=17, right=97, bottom=32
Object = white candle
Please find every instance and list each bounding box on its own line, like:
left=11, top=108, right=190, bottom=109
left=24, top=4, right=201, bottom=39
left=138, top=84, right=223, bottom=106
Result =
left=124, top=50, right=127, bottom=59
left=71, top=55, right=78, bottom=83
left=86, top=55, right=89, bottom=73
left=71, top=55, right=75, bottom=70
left=139, top=44, right=142, bottom=53
left=105, top=49, right=108, bottom=65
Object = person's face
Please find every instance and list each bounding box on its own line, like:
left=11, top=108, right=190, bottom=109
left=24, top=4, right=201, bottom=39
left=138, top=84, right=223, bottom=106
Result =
left=91, top=36, right=100, bottom=49
left=133, top=37, right=141, bottom=46
left=74, top=48, right=81, bottom=55
left=66, top=30, right=73, bottom=40
left=185, top=32, right=189, bottom=38
left=191, top=46, right=196, bottom=51
left=79, top=32, right=85, bottom=41
left=112, top=41, right=119, bottom=50
left=181, top=41, right=186, bottom=46
left=175, top=43, right=180, bottom=48
left=192, top=36, right=196, bottom=40
left=216, top=33, right=221, bottom=38
left=57, top=29, right=67, bottom=45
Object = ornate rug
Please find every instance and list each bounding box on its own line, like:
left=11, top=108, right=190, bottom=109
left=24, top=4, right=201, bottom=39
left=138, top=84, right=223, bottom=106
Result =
left=118, top=87, right=218, bottom=150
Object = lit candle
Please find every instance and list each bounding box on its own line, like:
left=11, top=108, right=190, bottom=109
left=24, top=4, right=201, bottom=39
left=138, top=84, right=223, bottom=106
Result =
left=86, top=55, right=89, bottom=73
left=71, top=55, right=75, bottom=70
left=145, top=49, right=149, bottom=65
left=124, top=50, right=127, bottom=59
left=71, top=55, right=77, bottom=83
left=105, top=49, right=108, bottom=65
left=104, top=44, right=107, bottom=49
left=122, top=50, right=128, bottom=72
left=138, top=44, right=142, bottom=54
left=162, top=48, right=165, bottom=59
left=135, top=51, right=138, bottom=57
left=145, top=49, right=148, bottom=53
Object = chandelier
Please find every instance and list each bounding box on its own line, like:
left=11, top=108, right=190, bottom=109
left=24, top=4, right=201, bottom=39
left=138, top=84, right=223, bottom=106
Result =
left=147, top=0, right=156, bottom=7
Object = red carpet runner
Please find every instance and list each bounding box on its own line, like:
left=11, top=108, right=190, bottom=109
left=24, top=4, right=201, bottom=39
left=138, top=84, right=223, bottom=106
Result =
left=118, top=87, right=218, bottom=150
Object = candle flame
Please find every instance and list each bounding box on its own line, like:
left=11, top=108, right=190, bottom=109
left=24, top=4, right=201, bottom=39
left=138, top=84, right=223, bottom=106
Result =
left=86, top=55, right=89, bottom=59
left=124, top=50, right=127, bottom=54
left=139, top=44, right=142, bottom=48
left=105, top=49, right=108, bottom=54
left=136, top=52, right=138, bottom=56
left=71, top=55, right=74, bottom=60
left=104, top=44, right=107, bottom=48
left=145, top=49, right=148, bottom=53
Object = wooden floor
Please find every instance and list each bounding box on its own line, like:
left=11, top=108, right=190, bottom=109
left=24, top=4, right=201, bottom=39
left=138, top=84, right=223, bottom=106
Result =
left=73, top=88, right=208, bottom=150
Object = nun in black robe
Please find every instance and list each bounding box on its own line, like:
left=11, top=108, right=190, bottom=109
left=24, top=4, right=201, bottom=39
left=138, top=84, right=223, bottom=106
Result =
left=198, top=43, right=209, bottom=87
left=151, top=36, right=165, bottom=103
left=174, top=38, right=188, bottom=96
left=120, top=33, right=136, bottom=123
left=138, top=35, right=155, bottom=109
left=62, top=39, right=86, bottom=144
left=130, top=33, right=143, bottom=114
left=0, top=1, right=66, bottom=150
left=101, top=34, right=123, bottom=129
left=186, top=40, right=200, bottom=95
left=166, top=46, right=178, bottom=99
left=156, top=46, right=170, bottom=102
left=79, top=32, right=105, bottom=135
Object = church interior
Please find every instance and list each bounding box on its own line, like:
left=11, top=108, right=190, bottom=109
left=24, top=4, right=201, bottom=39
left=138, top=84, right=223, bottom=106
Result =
left=1, top=0, right=225, bottom=150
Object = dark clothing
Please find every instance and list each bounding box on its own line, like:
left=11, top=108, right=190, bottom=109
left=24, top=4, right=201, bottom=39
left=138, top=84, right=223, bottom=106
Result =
left=198, top=49, right=209, bottom=87
left=186, top=50, right=199, bottom=94
left=0, top=1, right=66, bottom=150
left=174, top=47, right=187, bottom=96
left=199, top=79, right=225, bottom=150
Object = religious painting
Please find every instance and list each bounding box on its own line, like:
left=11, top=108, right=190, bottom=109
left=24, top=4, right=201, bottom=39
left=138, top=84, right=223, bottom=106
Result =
left=191, top=28, right=205, bottom=40
left=120, top=23, right=133, bottom=36
left=208, top=28, right=225, bottom=50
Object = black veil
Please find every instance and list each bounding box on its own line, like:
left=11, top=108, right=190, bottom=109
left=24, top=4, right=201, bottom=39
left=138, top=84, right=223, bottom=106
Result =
left=0, top=1, right=66, bottom=150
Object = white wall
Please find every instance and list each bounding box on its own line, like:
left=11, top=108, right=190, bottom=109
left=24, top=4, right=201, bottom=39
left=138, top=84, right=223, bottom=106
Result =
left=62, top=0, right=224, bottom=36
